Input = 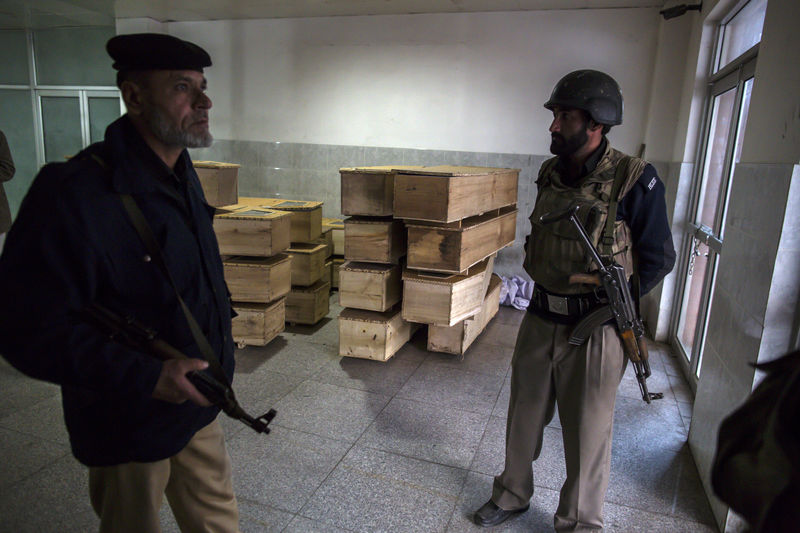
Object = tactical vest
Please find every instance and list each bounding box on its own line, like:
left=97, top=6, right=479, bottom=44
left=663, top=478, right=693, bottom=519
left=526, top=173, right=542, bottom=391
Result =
left=523, top=144, right=646, bottom=294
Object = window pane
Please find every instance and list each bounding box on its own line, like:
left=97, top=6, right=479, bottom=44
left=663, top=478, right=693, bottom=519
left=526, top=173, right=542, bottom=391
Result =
left=41, top=95, right=83, bottom=162
left=88, top=96, right=121, bottom=143
left=34, top=27, right=116, bottom=86
left=0, top=30, right=30, bottom=85
left=717, top=0, right=767, bottom=70
left=0, top=89, right=37, bottom=220
left=698, top=88, right=737, bottom=229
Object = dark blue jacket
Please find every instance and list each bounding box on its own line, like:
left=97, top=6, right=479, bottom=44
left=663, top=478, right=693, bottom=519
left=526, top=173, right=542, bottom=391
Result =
left=0, top=115, right=235, bottom=467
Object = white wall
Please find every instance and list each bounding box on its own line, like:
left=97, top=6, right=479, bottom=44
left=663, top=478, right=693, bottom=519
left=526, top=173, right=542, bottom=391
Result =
left=120, top=9, right=661, bottom=155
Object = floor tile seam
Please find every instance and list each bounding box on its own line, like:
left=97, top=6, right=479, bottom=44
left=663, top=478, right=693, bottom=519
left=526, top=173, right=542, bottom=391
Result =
left=603, top=498, right=718, bottom=528
left=389, top=390, right=497, bottom=418
left=0, top=422, right=71, bottom=449
left=299, top=376, right=396, bottom=402
left=0, top=446, right=74, bottom=491
left=418, top=358, right=511, bottom=380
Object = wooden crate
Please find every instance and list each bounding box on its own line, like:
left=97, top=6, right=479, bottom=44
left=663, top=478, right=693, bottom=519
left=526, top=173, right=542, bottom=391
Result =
left=322, top=259, right=333, bottom=286
left=193, top=161, right=239, bottom=207
left=427, top=274, right=502, bottom=354
left=315, top=227, right=334, bottom=258
left=332, top=257, right=345, bottom=289
left=406, top=206, right=516, bottom=273
left=223, top=254, right=291, bottom=303
left=323, top=218, right=345, bottom=256
left=213, top=205, right=292, bottom=256
left=239, top=197, right=322, bottom=242
left=393, top=166, right=519, bottom=223
left=286, top=242, right=328, bottom=286
left=339, top=261, right=402, bottom=312
left=340, top=166, right=423, bottom=216
left=286, top=280, right=330, bottom=325
left=232, top=298, right=285, bottom=347
left=338, top=306, right=420, bottom=362
left=344, top=217, right=406, bottom=264
left=402, top=255, right=495, bottom=326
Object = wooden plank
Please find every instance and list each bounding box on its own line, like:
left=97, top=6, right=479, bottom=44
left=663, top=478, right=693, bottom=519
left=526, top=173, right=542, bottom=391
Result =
left=286, top=242, right=328, bottom=287
left=340, top=166, right=424, bottom=216
left=405, top=207, right=516, bottom=273
left=239, top=197, right=323, bottom=242
left=323, top=217, right=345, bottom=256
left=332, top=256, right=345, bottom=289
left=213, top=205, right=292, bottom=256
left=393, top=166, right=519, bottom=223
left=427, top=274, right=502, bottom=354
left=285, top=280, right=330, bottom=325
left=338, top=306, right=420, bottom=362
left=401, top=255, right=495, bottom=326
left=344, top=216, right=406, bottom=264
left=339, top=261, right=402, bottom=312
left=322, top=259, right=333, bottom=287
left=223, top=254, right=291, bottom=303
left=193, top=161, right=239, bottom=207
left=232, top=298, right=285, bottom=347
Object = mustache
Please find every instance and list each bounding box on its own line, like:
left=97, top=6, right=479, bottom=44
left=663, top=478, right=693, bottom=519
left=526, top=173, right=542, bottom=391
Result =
left=551, top=133, right=564, bottom=142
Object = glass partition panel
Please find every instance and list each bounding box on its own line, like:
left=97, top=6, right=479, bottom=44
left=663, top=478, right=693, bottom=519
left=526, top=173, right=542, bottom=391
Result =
left=41, top=95, right=82, bottom=162
left=0, top=30, right=30, bottom=85
left=34, top=27, right=116, bottom=86
left=88, top=96, right=122, bottom=143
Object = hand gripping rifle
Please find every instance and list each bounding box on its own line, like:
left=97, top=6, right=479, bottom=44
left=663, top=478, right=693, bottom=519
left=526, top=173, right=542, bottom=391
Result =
left=539, top=204, right=661, bottom=403
left=84, top=302, right=276, bottom=433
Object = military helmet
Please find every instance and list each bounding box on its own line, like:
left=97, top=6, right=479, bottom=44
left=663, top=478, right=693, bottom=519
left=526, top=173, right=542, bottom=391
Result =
left=544, top=69, right=623, bottom=126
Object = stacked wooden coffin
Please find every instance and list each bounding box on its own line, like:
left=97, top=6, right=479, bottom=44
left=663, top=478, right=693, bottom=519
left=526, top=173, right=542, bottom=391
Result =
left=322, top=217, right=345, bottom=289
left=337, top=166, right=422, bottom=362
left=393, top=166, right=518, bottom=354
left=211, top=192, right=292, bottom=348
left=237, top=197, right=331, bottom=326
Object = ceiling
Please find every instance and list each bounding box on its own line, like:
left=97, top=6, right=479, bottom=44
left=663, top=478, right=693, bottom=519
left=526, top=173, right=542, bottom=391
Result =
left=0, top=0, right=668, bottom=29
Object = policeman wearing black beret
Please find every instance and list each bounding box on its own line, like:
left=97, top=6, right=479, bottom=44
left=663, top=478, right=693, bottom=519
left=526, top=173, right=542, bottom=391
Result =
left=0, top=33, right=243, bottom=532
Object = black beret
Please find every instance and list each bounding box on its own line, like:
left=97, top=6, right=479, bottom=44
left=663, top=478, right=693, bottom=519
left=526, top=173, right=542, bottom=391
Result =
left=106, top=33, right=211, bottom=72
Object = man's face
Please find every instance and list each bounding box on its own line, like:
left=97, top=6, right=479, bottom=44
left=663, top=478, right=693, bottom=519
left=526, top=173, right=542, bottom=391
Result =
left=139, top=70, right=213, bottom=149
left=548, top=107, right=589, bottom=157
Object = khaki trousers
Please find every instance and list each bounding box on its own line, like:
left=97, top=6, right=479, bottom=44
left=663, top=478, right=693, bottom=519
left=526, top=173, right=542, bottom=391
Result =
left=492, top=312, right=625, bottom=532
left=89, top=419, right=240, bottom=533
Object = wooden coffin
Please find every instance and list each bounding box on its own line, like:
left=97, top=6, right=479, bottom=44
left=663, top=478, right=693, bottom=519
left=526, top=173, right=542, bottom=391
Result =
left=338, top=306, right=420, bottom=362
left=402, top=255, right=495, bottom=326
left=406, top=206, right=516, bottom=273
left=286, top=242, right=328, bottom=287
left=213, top=205, right=292, bottom=257
left=323, top=218, right=345, bottom=256
left=239, top=197, right=323, bottom=243
left=344, top=216, right=406, bottom=264
left=427, top=274, right=502, bottom=354
left=285, top=280, right=330, bottom=325
left=339, top=261, right=402, bottom=312
left=340, top=165, right=423, bottom=216
left=232, top=298, right=285, bottom=347
left=315, top=227, right=334, bottom=258
left=223, top=254, right=291, bottom=303
left=193, top=161, right=239, bottom=207
left=332, top=257, right=345, bottom=289
left=393, top=166, right=519, bottom=223
left=322, top=259, right=332, bottom=287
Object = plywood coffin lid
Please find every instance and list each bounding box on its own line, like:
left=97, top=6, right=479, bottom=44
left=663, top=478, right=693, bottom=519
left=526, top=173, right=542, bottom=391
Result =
left=214, top=205, right=293, bottom=220
left=341, top=261, right=396, bottom=273
left=239, top=196, right=323, bottom=211
left=393, top=165, right=520, bottom=176
left=224, top=253, right=290, bottom=267
left=339, top=165, right=424, bottom=174
left=192, top=160, right=241, bottom=168
left=404, top=205, right=517, bottom=231
left=402, top=254, right=493, bottom=284
left=322, top=217, right=344, bottom=228
left=339, top=305, right=402, bottom=323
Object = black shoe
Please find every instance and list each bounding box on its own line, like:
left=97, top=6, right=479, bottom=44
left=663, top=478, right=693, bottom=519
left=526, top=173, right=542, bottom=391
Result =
left=473, top=499, right=529, bottom=527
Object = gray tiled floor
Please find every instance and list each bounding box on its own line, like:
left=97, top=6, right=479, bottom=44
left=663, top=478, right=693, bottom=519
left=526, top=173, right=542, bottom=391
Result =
left=0, top=294, right=718, bottom=532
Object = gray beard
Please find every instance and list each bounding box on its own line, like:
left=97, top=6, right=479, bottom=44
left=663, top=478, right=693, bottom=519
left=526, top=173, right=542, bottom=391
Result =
left=145, top=106, right=213, bottom=149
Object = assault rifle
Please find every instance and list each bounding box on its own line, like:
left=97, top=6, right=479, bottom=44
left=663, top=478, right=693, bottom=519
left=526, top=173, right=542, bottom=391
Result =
left=540, top=204, right=661, bottom=403
left=84, top=302, right=276, bottom=432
